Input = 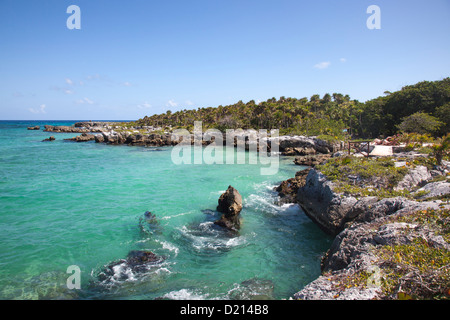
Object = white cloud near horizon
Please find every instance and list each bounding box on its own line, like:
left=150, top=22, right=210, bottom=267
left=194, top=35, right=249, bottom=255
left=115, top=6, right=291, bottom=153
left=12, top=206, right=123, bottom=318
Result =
left=340, top=58, right=347, bottom=63
left=76, top=97, right=94, bottom=105
left=137, top=101, right=152, bottom=109
left=166, top=99, right=178, bottom=108
left=314, top=61, right=331, bottom=69
left=28, top=104, right=46, bottom=114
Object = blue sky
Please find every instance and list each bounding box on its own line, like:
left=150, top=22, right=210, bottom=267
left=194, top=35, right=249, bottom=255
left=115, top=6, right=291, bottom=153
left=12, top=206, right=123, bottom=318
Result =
left=0, top=0, right=449, bottom=120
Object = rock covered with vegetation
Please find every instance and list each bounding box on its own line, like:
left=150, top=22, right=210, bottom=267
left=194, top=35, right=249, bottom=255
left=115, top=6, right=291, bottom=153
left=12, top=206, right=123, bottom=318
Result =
left=290, top=154, right=450, bottom=300
left=294, top=208, right=450, bottom=300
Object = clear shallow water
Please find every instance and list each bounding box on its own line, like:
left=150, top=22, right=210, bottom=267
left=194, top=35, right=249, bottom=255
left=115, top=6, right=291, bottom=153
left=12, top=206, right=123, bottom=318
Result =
left=0, top=121, right=331, bottom=300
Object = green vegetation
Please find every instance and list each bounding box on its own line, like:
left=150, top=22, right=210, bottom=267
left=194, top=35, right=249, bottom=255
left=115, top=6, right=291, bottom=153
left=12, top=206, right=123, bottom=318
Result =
left=397, top=112, right=443, bottom=135
left=376, top=209, right=450, bottom=299
left=133, top=78, right=450, bottom=139
left=316, top=156, right=410, bottom=198
left=432, top=133, right=450, bottom=165
left=323, top=209, right=450, bottom=300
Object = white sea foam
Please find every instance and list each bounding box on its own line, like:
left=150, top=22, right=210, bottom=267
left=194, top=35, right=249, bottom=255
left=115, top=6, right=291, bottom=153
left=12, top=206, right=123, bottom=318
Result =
left=162, top=288, right=209, bottom=300
left=177, top=223, right=247, bottom=253
left=156, top=240, right=180, bottom=256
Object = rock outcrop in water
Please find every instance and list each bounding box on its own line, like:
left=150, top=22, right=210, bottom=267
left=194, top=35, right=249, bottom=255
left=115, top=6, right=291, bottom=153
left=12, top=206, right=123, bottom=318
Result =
left=42, top=136, right=55, bottom=142
left=275, top=168, right=310, bottom=205
left=214, top=186, right=243, bottom=231
left=27, top=125, right=40, bottom=130
left=64, top=133, right=96, bottom=142
left=98, top=250, right=164, bottom=284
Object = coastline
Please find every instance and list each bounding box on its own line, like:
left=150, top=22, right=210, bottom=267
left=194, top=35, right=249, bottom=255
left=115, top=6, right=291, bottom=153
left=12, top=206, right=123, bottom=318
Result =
left=24, top=121, right=450, bottom=300
left=277, top=154, right=450, bottom=300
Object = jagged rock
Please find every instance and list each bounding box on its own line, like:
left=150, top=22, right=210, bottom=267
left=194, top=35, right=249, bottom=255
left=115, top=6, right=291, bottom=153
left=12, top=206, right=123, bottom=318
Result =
left=294, top=208, right=449, bottom=300
left=94, top=133, right=105, bottom=143
left=27, top=125, right=40, bottom=130
left=294, top=154, right=331, bottom=167
left=98, top=250, right=164, bottom=283
left=42, top=136, right=55, bottom=142
left=296, top=170, right=358, bottom=235
left=275, top=169, right=311, bottom=205
left=214, top=186, right=243, bottom=231
left=44, top=125, right=88, bottom=133
left=413, top=181, right=450, bottom=199
left=64, top=133, right=96, bottom=142
left=394, top=165, right=432, bottom=191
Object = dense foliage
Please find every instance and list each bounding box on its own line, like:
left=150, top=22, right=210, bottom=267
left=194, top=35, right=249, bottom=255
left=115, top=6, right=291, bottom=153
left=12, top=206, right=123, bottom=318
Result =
left=134, top=78, right=450, bottom=139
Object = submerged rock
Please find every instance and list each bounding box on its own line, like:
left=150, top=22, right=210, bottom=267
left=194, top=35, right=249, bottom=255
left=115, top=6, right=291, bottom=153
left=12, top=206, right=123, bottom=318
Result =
left=229, top=278, right=275, bottom=300
left=138, top=211, right=162, bottom=235
left=98, top=250, right=164, bottom=283
left=214, top=186, right=243, bottom=231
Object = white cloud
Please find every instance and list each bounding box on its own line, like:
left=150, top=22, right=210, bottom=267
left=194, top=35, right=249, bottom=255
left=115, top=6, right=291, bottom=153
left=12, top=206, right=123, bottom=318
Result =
left=29, top=104, right=46, bottom=114
left=185, top=100, right=194, bottom=106
left=76, top=97, right=94, bottom=105
left=122, top=82, right=132, bottom=87
left=340, top=58, right=347, bottom=63
left=314, top=61, right=331, bottom=69
left=137, top=101, right=152, bottom=109
left=51, top=86, right=74, bottom=94
left=65, top=78, right=74, bottom=85
left=166, top=99, right=178, bottom=108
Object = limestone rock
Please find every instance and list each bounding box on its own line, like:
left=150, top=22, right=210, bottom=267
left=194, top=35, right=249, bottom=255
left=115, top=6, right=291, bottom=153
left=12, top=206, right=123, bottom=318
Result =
left=394, top=165, right=432, bottom=191
left=214, top=186, right=243, bottom=231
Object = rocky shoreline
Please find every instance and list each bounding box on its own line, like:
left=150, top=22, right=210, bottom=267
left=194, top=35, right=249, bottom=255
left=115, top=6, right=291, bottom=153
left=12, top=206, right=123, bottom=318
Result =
left=32, top=122, right=450, bottom=299
left=275, top=155, right=450, bottom=299
left=39, top=121, right=345, bottom=156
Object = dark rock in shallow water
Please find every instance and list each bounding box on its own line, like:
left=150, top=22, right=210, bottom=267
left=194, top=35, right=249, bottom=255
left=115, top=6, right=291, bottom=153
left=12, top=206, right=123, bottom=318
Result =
left=275, top=168, right=310, bottom=205
left=139, top=211, right=162, bottom=235
left=98, top=250, right=164, bottom=283
left=214, top=186, right=243, bottom=231
left=27, top=125, right=40, bottom=130
left=42, top=136, right=55, bottom=142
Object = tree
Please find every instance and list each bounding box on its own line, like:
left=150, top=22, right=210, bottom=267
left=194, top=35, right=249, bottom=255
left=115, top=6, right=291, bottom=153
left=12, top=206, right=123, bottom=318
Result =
left=432, top=133, right=450, bottom=165
left=397, top=112, right=443, bottom=135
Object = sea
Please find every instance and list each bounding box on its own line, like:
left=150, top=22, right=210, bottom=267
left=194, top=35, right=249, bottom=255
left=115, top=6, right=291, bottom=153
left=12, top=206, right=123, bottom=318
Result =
left=0, top=120, right=331, bottom=300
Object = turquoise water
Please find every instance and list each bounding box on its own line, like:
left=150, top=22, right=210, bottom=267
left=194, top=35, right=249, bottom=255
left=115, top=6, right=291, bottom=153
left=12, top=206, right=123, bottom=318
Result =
left=0, top=121, right=331, bottom=300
